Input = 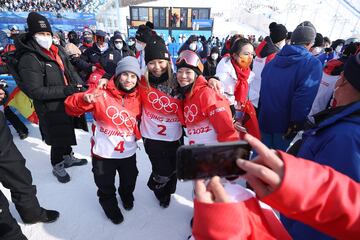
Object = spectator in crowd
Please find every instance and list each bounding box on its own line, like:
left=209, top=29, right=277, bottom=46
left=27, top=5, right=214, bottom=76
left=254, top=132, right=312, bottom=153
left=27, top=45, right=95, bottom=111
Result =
left=309, top=42, right=360, bottom=115
left=99, top=33, right=133, bottom=80
left=16, top=12, right=88, bottom=183
left=193, top=134, right=360, bottom=240
left=250, top=22, right=287, bottom=109
left=284, top=52, right=360, bottom=240
left=79, top=27, right=94, bottom=53
left=65, top=56, right=142, bottom=225
left=68, top=30, right=81, bottom=47
left=127, top=36, right=136, bottom=55
left=135, top=24, right=155, bottom=72
left=258, top=21, right=322, bottom=150
left=331, top=38, right=345, bottom=59
left=310, top=33, right=324, bottom=56
left=0, top=25, right=29, bottom=140
left=75, top=30, right=108, bottom=82
left=203, top=46, right=221, bottom=78
left=0, top=88, right=59, bottom=240
left=216, top=38, right=261, bottom=139
left=177, top=35, right=209, bottom=59
left=323, top=36, right=331, bottom=48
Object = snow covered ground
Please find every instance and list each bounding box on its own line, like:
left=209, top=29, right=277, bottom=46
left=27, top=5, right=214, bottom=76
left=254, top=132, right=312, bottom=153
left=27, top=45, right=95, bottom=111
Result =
left=1, top=123, right=195, bottom=240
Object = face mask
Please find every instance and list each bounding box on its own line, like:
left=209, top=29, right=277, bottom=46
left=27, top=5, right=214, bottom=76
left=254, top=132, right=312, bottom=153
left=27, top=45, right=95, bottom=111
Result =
left=335, top=45, right=343, bottom=53
left=237, top=55, right=253, bottom=69
left=136, top=42, right=145, bottom=51
left=97, top=42, right=108, bottom=53
left=189, top=42, right=197, bottom=51
left=53, top=38, right=60, bottom=45
left=211, top=53, right=219, bottom=60
left=115, top=43, right=123, bottom=50
left=128, top=40, right=135, bottom=46
left=34, top=34, right=52, bottom=50
left=312, top=47, right=322, bottom=56
left=278, top=40, right=286, bottom=50
left=84, top=36, right=93, bottom=44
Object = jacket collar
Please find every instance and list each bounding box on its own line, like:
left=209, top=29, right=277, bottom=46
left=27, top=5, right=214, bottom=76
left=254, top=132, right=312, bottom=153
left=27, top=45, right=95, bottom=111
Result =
left=309, top=101, right=360, bottom=130
left=106, top=78, right=138, bottom=98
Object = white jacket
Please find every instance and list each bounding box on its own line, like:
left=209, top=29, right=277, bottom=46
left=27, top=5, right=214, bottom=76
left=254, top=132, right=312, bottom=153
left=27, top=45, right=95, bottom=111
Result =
left=308, top=73, right=339, bottom=116
left=216, top=56, right=254, bottom=107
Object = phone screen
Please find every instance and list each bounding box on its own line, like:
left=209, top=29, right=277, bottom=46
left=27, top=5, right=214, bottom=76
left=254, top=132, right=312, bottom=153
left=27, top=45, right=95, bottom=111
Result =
left=176, top=141, right=251, bottom=181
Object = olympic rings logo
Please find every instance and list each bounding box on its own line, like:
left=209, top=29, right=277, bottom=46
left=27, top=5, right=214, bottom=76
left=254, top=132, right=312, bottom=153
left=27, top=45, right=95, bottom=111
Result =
left=147, top=91, right=178, bottom=113
left=184, top=104, right=198, bottom=123
left=106, top=106, right=136, bottom=127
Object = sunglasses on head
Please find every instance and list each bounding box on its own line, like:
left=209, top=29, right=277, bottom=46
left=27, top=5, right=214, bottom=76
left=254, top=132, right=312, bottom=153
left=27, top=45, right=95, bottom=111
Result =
left=176, top=50, right=204, bottom=73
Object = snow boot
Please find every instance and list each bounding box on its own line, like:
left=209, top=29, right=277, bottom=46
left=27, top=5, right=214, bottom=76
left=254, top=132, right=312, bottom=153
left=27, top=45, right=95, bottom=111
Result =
left=52, top=161, right=70, bottom=183
left=63, top=152, right=88, bottom=168
left=21, top=208, right=59, bottom=224
left=99, top=198, right=124, bottom=224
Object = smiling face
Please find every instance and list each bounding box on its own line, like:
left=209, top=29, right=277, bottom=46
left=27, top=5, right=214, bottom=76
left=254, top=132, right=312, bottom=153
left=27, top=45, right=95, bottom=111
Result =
left=147, top=59, right=168, bottom=77
left=176, top=67, right=196, bottom=87
left=116, top=71, right=138, bottom=91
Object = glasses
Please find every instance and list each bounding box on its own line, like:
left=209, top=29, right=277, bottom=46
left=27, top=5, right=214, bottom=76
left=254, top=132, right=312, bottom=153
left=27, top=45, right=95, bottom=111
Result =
left=114, top=40, right=123, bottom=44
left=176, top=50, right=204, bottom=73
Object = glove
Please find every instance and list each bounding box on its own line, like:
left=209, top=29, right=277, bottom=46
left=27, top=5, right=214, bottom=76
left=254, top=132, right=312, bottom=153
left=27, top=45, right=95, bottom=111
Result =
left=283, top=123, right=302, bottom=140
left=64, top=85, right=86, bottom=96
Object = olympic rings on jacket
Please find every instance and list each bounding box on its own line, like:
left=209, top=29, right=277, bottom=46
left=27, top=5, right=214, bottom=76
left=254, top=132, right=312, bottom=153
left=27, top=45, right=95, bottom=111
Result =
left=106, top=106, right=136, bottom=127
left=184, top=104, right=198, bottom=123
left=147, top=91, right=178, bottom=113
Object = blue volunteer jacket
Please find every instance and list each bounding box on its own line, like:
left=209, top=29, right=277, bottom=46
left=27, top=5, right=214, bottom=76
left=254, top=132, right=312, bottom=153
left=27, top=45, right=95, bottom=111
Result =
left=259, top=45, right=322, bottom=133
left=282, top=101, right=360, bottom=240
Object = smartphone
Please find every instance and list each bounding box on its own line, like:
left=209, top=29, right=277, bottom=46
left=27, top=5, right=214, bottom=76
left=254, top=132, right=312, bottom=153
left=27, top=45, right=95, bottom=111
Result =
left=176, top=141, right=251, bottom=181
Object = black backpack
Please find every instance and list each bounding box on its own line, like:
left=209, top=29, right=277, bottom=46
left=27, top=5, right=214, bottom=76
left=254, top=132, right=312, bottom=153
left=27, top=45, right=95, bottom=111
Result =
left=1, top=50, right=44, bottom=91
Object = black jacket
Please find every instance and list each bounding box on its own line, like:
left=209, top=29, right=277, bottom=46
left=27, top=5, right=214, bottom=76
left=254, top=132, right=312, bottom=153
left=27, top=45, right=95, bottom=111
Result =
left=16, top=33, right=87, bottom=146
left=203, top=56, right=221, bottom=77
left=0, top=111, right=12, bottom=156
left=99, top=44, right=133, bottom=80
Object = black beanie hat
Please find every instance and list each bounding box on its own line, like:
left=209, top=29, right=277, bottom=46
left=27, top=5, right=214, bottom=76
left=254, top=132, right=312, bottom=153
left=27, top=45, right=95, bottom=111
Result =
left=313, top=33, right=324, bottom=48
left=344, top=53, right=360, bottom=92
left=186, top=35, right=198, bottom=44
left=145, top=21, right=154, bottom=29
left=136, top=25, right=153, bottom=43
left=269, top=22, right=287, bottom=43
left=210, top=46, right=220, bottom=54
left=144, top=36, right=170, bottom=64
left=27, top=12, right=52, bottom=36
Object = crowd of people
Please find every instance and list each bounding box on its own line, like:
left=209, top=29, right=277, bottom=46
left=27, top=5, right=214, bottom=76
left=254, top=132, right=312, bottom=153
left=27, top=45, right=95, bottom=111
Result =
left=0, top=11, right=359, bottom=240
left=0, top=0, right=95, bottom=13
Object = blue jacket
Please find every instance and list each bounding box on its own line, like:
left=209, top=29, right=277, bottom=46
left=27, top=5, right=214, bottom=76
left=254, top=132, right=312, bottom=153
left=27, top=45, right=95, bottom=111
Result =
left=281, top=101, right=360, bottom=240
left=259, top=45, right=322, bottom=133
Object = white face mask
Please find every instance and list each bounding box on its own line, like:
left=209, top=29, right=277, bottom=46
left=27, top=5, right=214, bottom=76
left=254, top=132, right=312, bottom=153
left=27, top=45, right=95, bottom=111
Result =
left=115, top=43, right=123, bottom=50
left=52, top=38, right=60, bottom=45
left=189, top=42, right=197, bottom=51
left=335, top=45, right=343, bottom=53
left=211, top=53, right=219, bottom=60
left=277, top=40, right=286, bottom=50
left=34, top=34, right=52, bottom=50
left=136, top=42, right=145, bottom=51
left=97, top=42, right=108, bottom=53
left=312, top=47, right=322, bottom=56
left=128, top=40, right=135, bottom=46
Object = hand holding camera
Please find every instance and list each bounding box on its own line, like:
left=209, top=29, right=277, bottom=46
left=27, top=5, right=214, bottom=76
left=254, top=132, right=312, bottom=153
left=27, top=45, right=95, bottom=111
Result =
left=194, top=134, right=285, bottom=203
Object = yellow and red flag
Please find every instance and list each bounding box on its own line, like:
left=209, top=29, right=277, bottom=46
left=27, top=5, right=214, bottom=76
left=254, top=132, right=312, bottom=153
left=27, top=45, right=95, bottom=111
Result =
left=4, top=87, right=39, bottom=124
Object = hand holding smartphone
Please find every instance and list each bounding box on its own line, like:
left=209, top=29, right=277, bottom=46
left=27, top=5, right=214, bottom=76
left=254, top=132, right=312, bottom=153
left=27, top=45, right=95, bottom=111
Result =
left=176, top=141, right=251, bottom=181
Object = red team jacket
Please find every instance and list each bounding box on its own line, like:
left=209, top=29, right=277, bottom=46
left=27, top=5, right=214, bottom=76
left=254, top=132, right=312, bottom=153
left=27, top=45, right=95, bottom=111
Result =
left=138, top=76, right=183, bottom=141
left=64, top=79, right=141, bottom=159
left=183, top=75, right=239, bottom=144
left=193, top=151, right=360, bottom=239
